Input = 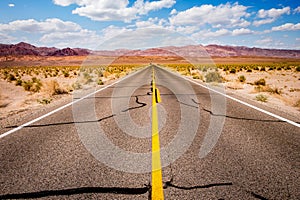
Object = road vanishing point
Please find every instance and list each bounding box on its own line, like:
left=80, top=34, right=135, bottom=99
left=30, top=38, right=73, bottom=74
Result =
left=1, top=65, right=299, bottom=199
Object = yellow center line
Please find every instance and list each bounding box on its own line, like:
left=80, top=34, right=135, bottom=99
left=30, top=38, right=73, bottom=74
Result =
left=151, top=67, right=164, bottom=200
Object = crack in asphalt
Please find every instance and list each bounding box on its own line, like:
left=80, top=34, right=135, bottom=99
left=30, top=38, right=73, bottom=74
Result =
left=191, top=98, right=291, bottom=123
left=5, top=95, right=149, bottom=129
left=0, top=182, right=270, bottom=200
left=121, top=95, right=147, bottom=112
left=0, top=185, right=151, bottom=199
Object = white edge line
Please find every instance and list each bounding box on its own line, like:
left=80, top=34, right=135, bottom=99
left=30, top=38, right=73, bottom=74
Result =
left=0, top=67, right=147, bottom=139
left=158, top=65, right=300, bottom=128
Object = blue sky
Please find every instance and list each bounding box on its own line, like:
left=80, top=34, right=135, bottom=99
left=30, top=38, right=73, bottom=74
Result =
left=0, top=0, right=299, bottom=50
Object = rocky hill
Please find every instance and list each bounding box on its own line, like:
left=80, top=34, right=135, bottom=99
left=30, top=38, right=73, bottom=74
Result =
left=0, top=42, right=89, bottom=56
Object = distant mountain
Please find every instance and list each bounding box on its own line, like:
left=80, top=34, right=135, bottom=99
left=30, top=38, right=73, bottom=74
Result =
left=0, top=42, right=89, bottom=56
left=0, top=42, right=299, bottom=58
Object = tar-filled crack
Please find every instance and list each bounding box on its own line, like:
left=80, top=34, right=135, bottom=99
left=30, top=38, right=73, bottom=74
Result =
left=191, top=98, right=286, bottom=123
left=0, top=185, right=151, bottom=199
left=121, top=95, right=147, bottom=112
left=5, top=94, right=149, bottom=129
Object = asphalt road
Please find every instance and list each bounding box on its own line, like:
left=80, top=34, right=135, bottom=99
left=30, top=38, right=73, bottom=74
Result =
left=1, top=65, right=299, bottom=199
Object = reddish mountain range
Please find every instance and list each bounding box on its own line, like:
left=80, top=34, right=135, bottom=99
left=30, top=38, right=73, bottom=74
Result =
left=0, top=42, right=299, bottom=58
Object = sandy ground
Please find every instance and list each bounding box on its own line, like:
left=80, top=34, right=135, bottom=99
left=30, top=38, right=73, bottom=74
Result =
left=223, top=70, right=299, bottom=116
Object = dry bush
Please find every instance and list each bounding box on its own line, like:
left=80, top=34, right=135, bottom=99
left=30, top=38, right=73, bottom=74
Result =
left=97, top=79, right=104, bottom=85
left=44, top=80, right=68, bottom=96
left=254, top=85, right=282, bottom=95
left=22, top=77, right=42, bottom=92
left=254, top=78, right=266, bottom=86
left=255, top=94, right=268, bottom=102
left=238, top=75, right=246, bottom=83
left=294, top=99, right=300, bottom=108
left=205, top=71, right=223, bottom=83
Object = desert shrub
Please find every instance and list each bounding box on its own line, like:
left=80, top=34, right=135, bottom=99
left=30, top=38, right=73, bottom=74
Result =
left=205, top=72, right=222, bottom=83
left=21, top=78, right=42, bottom=92
left=296, top=66, right=300, bottom=72
left=15, top=79, right=23, bottom=86
left=238, top=75, right=246, bottom=83
left=72, top=81, right=82, bottom=90
left=72, top=82, right=82, bottom=90
left=63, top=71, right=70, bottom=77
left=254, top=85, right=281, bottom=95
left=294, top=99, right=300, bottom=108
left=265, top=86, right=282, bottom=95
left=46, top=80, right=68, bottom=95
left=260, top=66, right=266, bottom=71
left=254, top=78, right=266, bottom=86
left=22, top=81, right=33, bottom=91
left=256, top=94, right=268, bottom=102
left=283, top=66, right=291, bottom=70
left=223, top=65, right=229, bottom=71
left=192, top=74, right=203, bottom=80
left=37, top=98, right=52, bottom=105
left=83, top=72, right=93, bottom=84
left=97, top=71, right=103, bottom=77
left=2, top=70, right=9, bottom=80
left=97, top=79, right=104, bottom=85
left=246, top=69, right=252, bottom=72
left=7, top=74, right=16, bottom=82
left=229, top=68, right=236, bottom=74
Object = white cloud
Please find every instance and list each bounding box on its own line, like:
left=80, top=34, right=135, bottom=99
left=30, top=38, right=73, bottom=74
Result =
left=255, top=37, right=288, bottom=48
left=0, top=33, right=16, bottom=43
left=253, top=18, right=275, bottom=26
left=192, top=29, right=230, bottom=39
left=253, top=7, right=290, bottom=26
left=101, top=25, right=131, bottom=41
left=8, top=3, right=15, bottom=7
left=175, top=26, right=199, bottom=35
left=40, top=29, right=101, bottom=49
left=0, top=18, right=101, bottom=49
left=135, top=17, right=167, bottom=29
left=97, top=25, right=196, bottom=50
left=0, top=18, right=81, bottom=33
left=271, top=23, right=300, bottom=31
left=232, top=28, right=254, bottom=36
left=169, top=2, right=250, bottom=28
left=170, top=8, right=177, bottom=15
left=257, top=7, right=290, bottom=18
left=294, top=6, right=300, bottom=14
left=255, top=37, right=273, bottom=45
left=53, top=0, right=176, bottom=22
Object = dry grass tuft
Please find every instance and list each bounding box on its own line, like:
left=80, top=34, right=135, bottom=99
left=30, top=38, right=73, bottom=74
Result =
left=254, top=85, right=282, bottom=95
left=294, top=99, right=300, bottom=108
left=43, top=80, right=68, bottom=96
left=255, top=94, right=268, bottom=102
